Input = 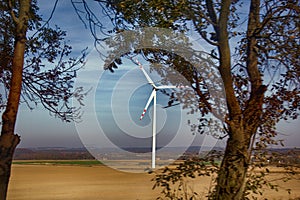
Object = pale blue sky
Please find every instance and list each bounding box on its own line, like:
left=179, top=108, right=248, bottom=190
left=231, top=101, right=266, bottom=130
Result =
left=12, top=0, right=299, bottom=149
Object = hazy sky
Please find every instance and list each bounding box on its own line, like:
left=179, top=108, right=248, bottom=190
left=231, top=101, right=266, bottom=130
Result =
left=13, top=1, right=299, bottom=149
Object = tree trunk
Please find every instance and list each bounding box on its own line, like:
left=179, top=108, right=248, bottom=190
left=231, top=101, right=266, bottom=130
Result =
left=0, top=1, right=31, bottom=199
left=0, top=40, right=26, bottom=200
left=212, top=0, right=264, bottom=199
left=214, top=128, right=251, bottom=200
left=0, top=134, right=20, bottom=200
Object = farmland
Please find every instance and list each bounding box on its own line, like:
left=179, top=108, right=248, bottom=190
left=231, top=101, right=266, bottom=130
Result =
left=7, top=161, right=300, bottom=200
left=7, top=147, right=300, bottom=199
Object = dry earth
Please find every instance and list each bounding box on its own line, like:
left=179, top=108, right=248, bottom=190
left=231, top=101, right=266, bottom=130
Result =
left=7, top=164, right=300, bottom=200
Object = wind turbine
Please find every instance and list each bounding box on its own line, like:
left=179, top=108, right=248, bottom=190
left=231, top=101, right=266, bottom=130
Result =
left=135, top=59, right=187, bottom=169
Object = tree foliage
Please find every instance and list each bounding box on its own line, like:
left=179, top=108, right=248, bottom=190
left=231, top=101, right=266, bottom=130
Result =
left=0, top=1, right=86, bottom=199
left=73, top=0, right=299, bottom=131
left=151, top=151, right=221, bottom=200
left=0, top=0, right=86, bottom=122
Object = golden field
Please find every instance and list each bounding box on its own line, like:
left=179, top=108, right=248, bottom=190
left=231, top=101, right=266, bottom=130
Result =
left=7, top=163, right=300, bottom=200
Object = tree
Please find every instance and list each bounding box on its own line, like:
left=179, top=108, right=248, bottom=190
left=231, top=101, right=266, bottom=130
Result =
left=72, top=0, right=299, bottom=199
left=0, top=1, right=85, bottom=199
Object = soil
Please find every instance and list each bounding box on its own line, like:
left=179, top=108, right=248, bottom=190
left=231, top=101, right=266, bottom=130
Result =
left=7, top=164, right=300, bottom=200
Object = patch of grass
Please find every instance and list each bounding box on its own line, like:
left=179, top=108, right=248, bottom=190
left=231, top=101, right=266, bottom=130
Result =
left=13, top=160, right=103, bottom=166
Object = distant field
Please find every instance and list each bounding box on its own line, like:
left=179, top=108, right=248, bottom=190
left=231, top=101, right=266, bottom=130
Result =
left=13, top=160, right=102, bottom=166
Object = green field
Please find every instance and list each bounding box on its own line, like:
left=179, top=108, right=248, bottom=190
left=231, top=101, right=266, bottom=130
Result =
left=13, top=160, right=103, bottom=166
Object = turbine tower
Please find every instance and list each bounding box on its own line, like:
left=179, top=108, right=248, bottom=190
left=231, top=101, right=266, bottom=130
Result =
left=135, top=59, right=186, bottom=169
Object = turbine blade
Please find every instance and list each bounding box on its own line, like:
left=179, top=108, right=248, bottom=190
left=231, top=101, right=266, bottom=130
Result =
left=140, top=89, right=155, bottom=120
left=156, top=85, right=189, bottom=89
left=156, top=85, right=177, bottom=89
left=136, top=60, right=154, bottom=84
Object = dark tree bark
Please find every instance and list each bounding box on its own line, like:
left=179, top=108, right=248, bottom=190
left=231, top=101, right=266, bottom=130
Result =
left=214, top=0, right=266, bottom=199
left=0, top=0, right=31, bottom=199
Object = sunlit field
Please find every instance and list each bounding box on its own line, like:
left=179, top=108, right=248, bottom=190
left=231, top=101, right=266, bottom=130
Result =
left=7, top=161, right=300, bottom=200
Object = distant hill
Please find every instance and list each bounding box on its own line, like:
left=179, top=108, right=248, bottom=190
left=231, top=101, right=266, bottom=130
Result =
left=14, top=147, right=95, bottom=160
left=13, top=147, right=300, bottom=166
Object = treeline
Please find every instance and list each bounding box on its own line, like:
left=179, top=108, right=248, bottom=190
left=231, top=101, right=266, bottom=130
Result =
left=267, top=148, right=300, bottom=167
left=13, top=148, right=95, bottom=160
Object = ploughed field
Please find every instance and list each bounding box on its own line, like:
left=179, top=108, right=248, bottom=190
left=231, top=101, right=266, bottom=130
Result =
left=7, top=161, right=300, bottom=200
